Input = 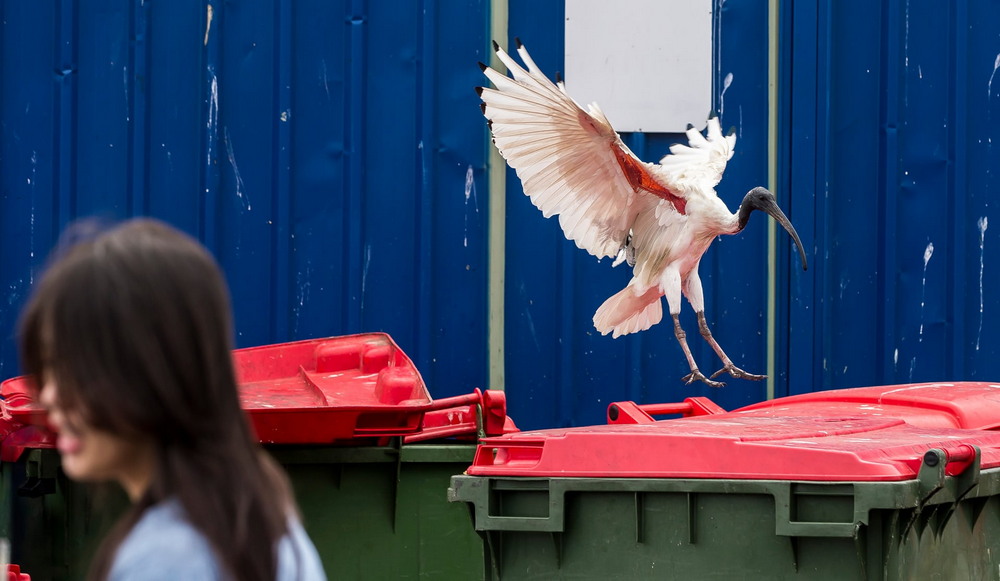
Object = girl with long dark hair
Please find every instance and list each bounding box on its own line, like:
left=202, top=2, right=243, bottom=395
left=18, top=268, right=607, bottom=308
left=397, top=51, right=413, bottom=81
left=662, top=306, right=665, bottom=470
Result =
left=18, top=218, right=326, bottom=580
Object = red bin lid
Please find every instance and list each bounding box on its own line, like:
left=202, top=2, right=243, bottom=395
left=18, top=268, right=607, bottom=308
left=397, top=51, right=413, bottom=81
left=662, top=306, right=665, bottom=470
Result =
left=1, top=333, right=514, bottom=447
left=2, top=333, right=433, bottom=445
left=233, top=333, right=433, bottom=443
left=468, top=413, right=1000, bottom=481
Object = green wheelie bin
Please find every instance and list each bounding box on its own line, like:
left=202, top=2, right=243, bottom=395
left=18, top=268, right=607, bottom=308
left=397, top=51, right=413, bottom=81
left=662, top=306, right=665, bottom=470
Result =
left=0, top=333, right=514, bottom=580
left=450, top=383, right=1000, bottom=580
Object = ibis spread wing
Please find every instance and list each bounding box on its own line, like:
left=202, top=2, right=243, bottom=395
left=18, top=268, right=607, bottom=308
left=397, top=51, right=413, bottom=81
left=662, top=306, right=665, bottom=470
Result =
left=479, top=42, right=687, bottom=260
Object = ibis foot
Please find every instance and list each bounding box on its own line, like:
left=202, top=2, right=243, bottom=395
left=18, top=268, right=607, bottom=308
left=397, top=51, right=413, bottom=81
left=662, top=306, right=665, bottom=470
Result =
left=710, top=365, right=766, bottom=381
left=682, top=369, right=726, bottom=388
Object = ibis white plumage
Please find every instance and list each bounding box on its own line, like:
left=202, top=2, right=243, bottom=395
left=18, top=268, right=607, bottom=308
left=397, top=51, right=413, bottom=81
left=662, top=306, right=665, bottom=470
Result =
left=478, top=40, right=808, bottom=388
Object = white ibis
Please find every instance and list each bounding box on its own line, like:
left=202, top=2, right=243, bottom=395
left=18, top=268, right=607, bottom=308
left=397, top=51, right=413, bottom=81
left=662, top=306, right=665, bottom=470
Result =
left=478, top=40, right=808, bottom=388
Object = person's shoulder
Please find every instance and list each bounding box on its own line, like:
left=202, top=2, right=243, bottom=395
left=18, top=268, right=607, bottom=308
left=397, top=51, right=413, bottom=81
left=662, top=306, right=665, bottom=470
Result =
left=109, top=501, right=222, bottom=581
left=277, top=517, right=328, bottom=581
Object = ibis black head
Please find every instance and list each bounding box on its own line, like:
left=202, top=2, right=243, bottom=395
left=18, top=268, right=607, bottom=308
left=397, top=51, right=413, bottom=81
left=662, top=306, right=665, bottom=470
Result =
left=737, top=187, right=808, bottom=270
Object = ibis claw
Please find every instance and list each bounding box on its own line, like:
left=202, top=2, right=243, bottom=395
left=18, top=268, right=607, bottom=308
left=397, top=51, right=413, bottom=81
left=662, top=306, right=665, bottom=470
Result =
left=709, top=365, right=766, bottom=382
left=682, top=369, right=726, bottom=389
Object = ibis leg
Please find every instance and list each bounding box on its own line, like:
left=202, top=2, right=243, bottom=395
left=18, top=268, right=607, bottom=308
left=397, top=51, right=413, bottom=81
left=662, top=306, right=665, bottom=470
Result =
left=672, top=314, right=724, bottom=388
left=695, top=311, right=766, bottom=381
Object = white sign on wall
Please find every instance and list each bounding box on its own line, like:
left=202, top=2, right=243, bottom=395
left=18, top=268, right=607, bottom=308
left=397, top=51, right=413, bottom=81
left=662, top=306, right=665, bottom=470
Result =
left=565, top=0, right=713, bottom=133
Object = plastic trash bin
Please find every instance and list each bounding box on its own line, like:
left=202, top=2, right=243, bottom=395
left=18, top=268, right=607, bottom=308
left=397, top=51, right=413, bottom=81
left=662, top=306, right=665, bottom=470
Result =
left=0, top=443, right=120, bottom=580
left=0, top=333, right=514, bottom=580
left=450, top=387, right=1000, bottom=580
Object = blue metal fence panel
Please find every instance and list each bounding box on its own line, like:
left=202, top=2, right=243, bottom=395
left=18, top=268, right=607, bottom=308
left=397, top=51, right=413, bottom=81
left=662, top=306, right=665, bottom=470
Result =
left=8, top=0, right=994, bottom=431
left=0, top=2, right=62, bottom=382
left=502, top=0, right=780, bottom=430
left=785, top=0, right=1000, bottom=392
left=0, top=0, right=490, bottom=399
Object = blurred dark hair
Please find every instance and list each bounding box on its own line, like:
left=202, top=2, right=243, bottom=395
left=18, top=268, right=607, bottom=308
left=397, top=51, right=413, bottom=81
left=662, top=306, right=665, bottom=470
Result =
left=19, top=218, right=293, bottom=581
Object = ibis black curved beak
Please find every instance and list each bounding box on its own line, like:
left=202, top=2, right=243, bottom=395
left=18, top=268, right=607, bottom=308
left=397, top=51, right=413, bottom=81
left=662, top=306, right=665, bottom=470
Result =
left=740, top=187, right=808, bottom=270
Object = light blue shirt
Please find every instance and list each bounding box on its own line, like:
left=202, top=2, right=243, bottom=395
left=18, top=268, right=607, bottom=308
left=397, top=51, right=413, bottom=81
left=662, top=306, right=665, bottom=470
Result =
left=108, top=500, right=327, bottom=580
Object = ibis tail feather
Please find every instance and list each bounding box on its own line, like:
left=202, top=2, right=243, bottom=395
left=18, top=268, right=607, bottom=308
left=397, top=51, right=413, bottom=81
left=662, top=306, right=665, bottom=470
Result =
left=593, top=285, right=663, bottom=338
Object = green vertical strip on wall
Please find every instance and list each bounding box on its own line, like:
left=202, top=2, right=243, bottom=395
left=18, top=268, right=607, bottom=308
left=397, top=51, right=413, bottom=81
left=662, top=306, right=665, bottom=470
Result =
left=488, top=0, right=508, bottom=391
left=766, top=0, right=779, bottom=400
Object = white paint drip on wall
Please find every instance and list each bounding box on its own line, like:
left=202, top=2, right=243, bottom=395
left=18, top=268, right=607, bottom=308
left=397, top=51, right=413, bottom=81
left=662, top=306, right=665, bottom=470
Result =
left=298, top=268, right=311, bottom=308
left=321, top=60, right=331, bottom=100
left=207, top=70, right=219, bottom=166
left=204, top=4, right=214, bottom=46
left=989, top=53, right=1000, bottom=98
left=520, top=282, right=541, bottom=353
left=904, top=1, right=910, bottom=69
left=29, top=151, right=37, bottom=269
left=294, top=264, right=312, bottom=335
left=26, top=152, right=35, bottom=187
left=124, top=65, right=130, bottom=122
left=919, top=242, right=934, bottom=340
left=224, top=127, right=250, bottom=211
left=464, top=165, right=478, bottom=247
left=720, top=72, right=733, bottom=118
left=979, top=216, right=989, bottom=350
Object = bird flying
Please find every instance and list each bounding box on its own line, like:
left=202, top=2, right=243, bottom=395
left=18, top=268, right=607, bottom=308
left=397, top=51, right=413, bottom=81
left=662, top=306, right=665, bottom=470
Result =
left=477, top=40, right=809, bottom=388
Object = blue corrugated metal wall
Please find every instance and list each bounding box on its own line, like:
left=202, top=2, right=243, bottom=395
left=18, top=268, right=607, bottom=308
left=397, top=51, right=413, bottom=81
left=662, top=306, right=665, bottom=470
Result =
left=0, top=0, right=490, bottom=399
left=2, top=1, right=999, bottom=431
left=784, top=0, right=1000, bottom=393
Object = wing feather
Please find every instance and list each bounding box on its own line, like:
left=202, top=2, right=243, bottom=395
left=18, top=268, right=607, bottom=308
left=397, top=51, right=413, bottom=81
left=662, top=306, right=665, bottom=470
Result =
left=656, top=116, right=737, bottom=192
left=479, top=43, right=679, bottom=259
